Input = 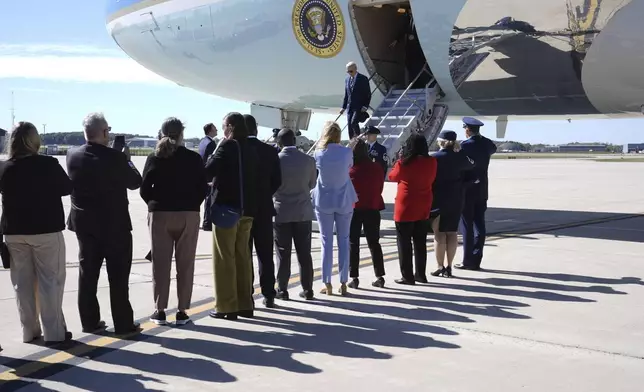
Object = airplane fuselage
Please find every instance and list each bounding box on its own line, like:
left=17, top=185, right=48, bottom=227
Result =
left=107, top=0, right=644, bottom=124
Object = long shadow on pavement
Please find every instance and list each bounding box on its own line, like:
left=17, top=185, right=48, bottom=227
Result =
left=0, top=355, right=165, bottom=392
left=484, top=270, right=644, bottom=287
left=180, top=303, right=460, bottom=360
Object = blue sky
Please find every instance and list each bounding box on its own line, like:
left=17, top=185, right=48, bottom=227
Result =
left=1, top=0, right=643, bottom=144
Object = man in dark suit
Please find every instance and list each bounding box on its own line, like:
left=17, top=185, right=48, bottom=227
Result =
left=273, top=129, right=317, bottom=301
left=365, top=126, right=389, bottom=178
left=340, top=62, right=371, bottom=139
left=67, top=112, right=143, bottom=335
left=243, top=114, right=282, bottom=308
left=199, top=123, right=218, bottom=231
left=456, top=117, right=497, bottom=271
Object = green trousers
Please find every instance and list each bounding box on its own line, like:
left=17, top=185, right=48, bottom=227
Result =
left=212, top=216, right=254, bottom=313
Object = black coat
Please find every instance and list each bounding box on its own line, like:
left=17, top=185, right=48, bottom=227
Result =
left=205, top=138, right=259, bottom=218
left=0, top=155, right=72, bottom=235
left=431, top=148, right=475, bottom=215
left=66, top=142, right=142, bottom=234
left=247, top=137, right=282, bottom=217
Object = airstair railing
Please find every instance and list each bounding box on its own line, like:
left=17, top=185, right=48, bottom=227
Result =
left=376, top=64, right=437, bottom=152
left=306, top=72, right=391, bottom=155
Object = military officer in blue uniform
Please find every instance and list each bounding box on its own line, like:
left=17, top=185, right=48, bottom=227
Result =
left=456, top=117, right=497, bottom=271
left=365, top=126, right=389, bottom=178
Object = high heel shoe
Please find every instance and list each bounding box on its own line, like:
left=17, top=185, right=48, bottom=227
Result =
left=444, top=266, right=453, bottom=278
left=338, top=283, right=348, bottom=296
left=431, top=267, right=446, bottom=277
left=320, top=283, right=333, bottom=295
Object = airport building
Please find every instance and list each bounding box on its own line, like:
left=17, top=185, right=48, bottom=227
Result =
left=623, top=143, right=644, bottom=153
left=558, top=144, right=607, bottom=152
left=0, top=127, right=6, bottom=151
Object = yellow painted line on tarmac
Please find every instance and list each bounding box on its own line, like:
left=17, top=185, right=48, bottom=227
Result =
left=1, top=212, right=641, bottom=386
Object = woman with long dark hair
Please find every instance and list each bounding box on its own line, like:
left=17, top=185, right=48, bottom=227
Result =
left=206, top=112, right=259, bottom=319
left=140, top=117, right=208, bottom=326
left=0, top=122, right=73, bottom=344
left=429, top=130, right=475, bottom=277
left=388, top=133, right=437, bottom=285
left=348, top=139, right=386, bottom=288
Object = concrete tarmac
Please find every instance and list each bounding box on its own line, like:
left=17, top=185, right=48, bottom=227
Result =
left=0, top=157, right=643, bottom=391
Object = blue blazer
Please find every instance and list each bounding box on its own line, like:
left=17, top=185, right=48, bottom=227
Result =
left=461, top=134, right=497, bottom=201
left=312, top=143, right=358, bottom=214
left=342, top=72, right=371, bottom=112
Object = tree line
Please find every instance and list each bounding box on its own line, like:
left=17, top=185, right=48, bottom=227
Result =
left=39, top=132, right=201, bottom=146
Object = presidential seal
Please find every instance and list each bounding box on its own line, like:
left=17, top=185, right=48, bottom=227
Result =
left=292, top=0, right=346, bottom=58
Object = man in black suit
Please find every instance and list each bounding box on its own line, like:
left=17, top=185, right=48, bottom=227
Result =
left=243, top=114, right=282, bottom=308
left=340, top=61, right=371, bottom=139
left=199, top=123, right=218, bottom=230
left=67, top=112, right=143, bottom=335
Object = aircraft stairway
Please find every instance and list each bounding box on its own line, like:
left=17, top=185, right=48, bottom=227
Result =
left=365, top=66, right=449, bottom=164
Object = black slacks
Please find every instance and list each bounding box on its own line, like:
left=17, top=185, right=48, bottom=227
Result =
left=460, top=198, right=488, bottom=268
left=347, top=110, right=361, bottom=139
left=202, top=190, right=212, bottom=229
left=77, top=231, right=134, bottom=333
left=274, top=221, right=314, bottom=292
left=349, top=209, right=385, bottom=278
left=395, top=220, right=428, bottom=281
left=249, top=214, right=276, bottom=299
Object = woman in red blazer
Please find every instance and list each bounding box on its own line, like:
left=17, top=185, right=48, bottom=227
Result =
left=348, top=140, right=386, bottom=289
left=388, top=133, right=437, bottom=285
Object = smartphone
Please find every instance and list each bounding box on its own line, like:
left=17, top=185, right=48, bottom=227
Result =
left=112, top=135, right=126, bottom=151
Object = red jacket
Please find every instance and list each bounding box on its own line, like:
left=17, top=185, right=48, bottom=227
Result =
left=350, top=161, right=385, bottom=211
left=388, top=156, right=437, bottom=222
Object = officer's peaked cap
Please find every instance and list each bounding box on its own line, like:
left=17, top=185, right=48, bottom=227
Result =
left=462, top=117, right=484, bottom=127
left=438, top=130, right=457, bottom=141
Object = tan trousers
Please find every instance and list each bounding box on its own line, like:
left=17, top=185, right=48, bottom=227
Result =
left=6, top=232, right=67, bottom=342
left=148, top=211, right=200, bottom=311
left=213, top=216, right=254, bottom=314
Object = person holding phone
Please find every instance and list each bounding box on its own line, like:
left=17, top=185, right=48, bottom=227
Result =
left=66, top=113, right=142, bottom=335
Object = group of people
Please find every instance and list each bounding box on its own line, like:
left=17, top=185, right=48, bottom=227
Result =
left=0, top=102, right=495, bottom=347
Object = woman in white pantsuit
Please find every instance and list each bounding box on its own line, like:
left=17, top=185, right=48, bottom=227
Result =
left=0, top=122, right=73, bottom=345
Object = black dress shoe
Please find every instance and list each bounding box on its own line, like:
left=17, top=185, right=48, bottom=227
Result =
left=276, top=290, right=290, bottom=301
left=263, top=297, right=276, bottom=308
left=347, top=278, right=359, bottom=289
left=209, top=311, right=238, bottom=320
left=414, top=276, right=429, bottom=284
left=82, top=320, right=107, bottom=334
left=299, top=290, right=314, bottom=300
left=395, top=278, right=415, bottom=285
left=238, top=310, right=254, bottom=318
left=454, top=264, right=481, bottom=271
left=114, top=322, right=141, bottom=335
left=372, top=277, right=385, bottom=288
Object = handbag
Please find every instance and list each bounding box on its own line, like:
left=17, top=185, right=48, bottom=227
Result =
left=209, top=140, right=244, bottom=229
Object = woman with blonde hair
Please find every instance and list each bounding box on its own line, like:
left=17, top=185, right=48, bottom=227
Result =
left=429, top=130, right=474, bottom=277
left=140, top=117, right=208, bottom=325
left=0, top=122, right=73, bottom=345
left=312, top=121, right=358, bottom=295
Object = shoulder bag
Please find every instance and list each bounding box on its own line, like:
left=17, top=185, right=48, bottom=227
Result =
left=209, top=140, right=244, bottom=229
